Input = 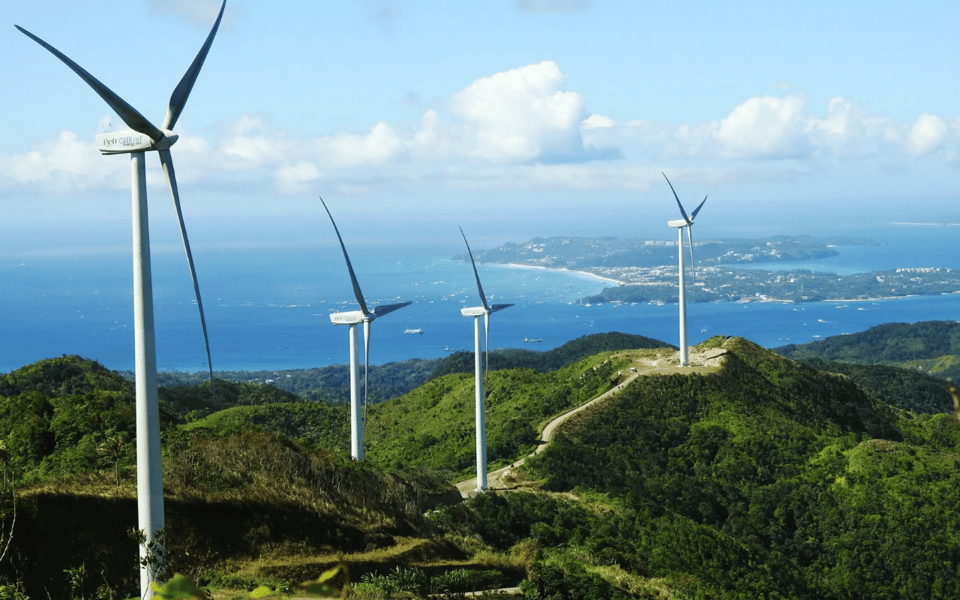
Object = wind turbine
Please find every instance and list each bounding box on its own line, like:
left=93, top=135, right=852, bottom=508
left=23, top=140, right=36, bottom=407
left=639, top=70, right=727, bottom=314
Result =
left=663, top=172, right=707, bottom=367
left=459, top=227, right=513, bottom=491
left=321, top=197, right=410, bottom=461
left=16, top=3, right=226, bottom=595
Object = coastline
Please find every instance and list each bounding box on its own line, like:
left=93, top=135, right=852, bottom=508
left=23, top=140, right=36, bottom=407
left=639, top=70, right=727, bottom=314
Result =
left=498, top=262, right=626, bottom=286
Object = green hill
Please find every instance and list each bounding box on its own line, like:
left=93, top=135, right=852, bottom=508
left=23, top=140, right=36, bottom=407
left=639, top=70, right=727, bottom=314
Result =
left=6, top=334, right=960, bottom=598
left=775, top=320, right=960, bottom=379
left=506, top=337, right=960, bottom=598
left=365, top=349, right=637, bottom=477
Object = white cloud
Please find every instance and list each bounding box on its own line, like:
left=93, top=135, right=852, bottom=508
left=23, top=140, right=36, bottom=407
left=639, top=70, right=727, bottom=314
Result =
left=711, top=95, right=808, bottom=159
left=313, top=122, right=405, bottom=168
left=806, top=97, right=900, bottom=157
left=0, top=131, right=121, bottom=193
left=582, top=114, right=614, bottom=129
left=2, top=64, right=955, bottom=208
left=276, top=161, right=322, bottom=194
left=449, top=61, right=588, bottom=162
left=905, top=113, right=947, bottom=156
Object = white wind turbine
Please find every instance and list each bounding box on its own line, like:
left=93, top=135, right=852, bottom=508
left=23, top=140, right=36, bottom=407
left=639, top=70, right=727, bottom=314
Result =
left=663, top=172, right=707, bottom=367
left=16, top=3, right=226, bottom=594
left=321, top=198, right=411, bottom=461
left=459, top=228, right=513, bottom=491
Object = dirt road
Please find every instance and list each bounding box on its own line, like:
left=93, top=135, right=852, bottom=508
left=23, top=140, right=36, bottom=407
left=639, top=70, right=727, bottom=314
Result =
left=456, top=346, right=728, bottom=497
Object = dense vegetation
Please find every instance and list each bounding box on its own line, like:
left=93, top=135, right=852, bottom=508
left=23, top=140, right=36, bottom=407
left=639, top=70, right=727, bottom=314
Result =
left=142, top=358, right=442, bottom=405
left=365, top=350, right=635, bottom=477
left=4, top=326, right=960, bottom=598
left=513, top=337, right=960, bottom=598
left=775, top=320, right=960, bottom=380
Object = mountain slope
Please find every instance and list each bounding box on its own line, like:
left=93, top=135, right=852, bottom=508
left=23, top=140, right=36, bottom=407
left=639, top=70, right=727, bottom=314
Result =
left=513, top=336, right=960, bottom=598
left=775, top=320, right=960, bottom=363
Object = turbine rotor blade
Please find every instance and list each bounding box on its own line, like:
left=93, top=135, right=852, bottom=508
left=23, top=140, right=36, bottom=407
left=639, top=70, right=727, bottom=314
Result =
left=686, top=226, right=697, bottom=284
left=361, top=319, right=370, bottom=445
left=371, top=301, right=411, bottom=318
left=459, top=226, right=489, bottom=311
left=690, top=195, right=708, bottom=221
left=320, top=196, right=369, bottom=316
left=484, top=312, right=490, bottom=380
left=163, top=0, right=227, bottom=131
left=159, top=149, right=214, bottom=397
left=15, top=25, right=164, bottom=142
left=662, top=172, right=690, bottom=223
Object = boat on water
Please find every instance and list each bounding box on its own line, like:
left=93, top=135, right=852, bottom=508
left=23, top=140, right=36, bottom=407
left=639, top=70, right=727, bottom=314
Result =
left=404, top=328, right=424, bottom=335
left=523, top=337, right=543, bottom=343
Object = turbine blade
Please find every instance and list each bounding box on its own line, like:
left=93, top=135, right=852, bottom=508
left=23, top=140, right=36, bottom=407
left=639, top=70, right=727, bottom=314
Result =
left=361, top=319, right=370, bottom=445
left=158, top=149, right=214, bottom=398
left=371, top=301, right=411, bottom=318
left=459, top=226, right=489, bottom=311
left=686, top=226, right=697, bottom=284
left=16, top=25, right=164, bottom=142
left=320, top=196, right=369, bottom=316
left=484, top=312, right=491, bottom=381
left=489, top=303, right=513, bottom=314
left=162, top=0, right=227, bottom=131
left=690, top=195, right=708, bottom=221
left=662, top=172, right=690, bottom=223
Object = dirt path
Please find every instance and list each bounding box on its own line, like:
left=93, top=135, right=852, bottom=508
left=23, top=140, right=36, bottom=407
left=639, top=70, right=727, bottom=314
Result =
left=455, top=347, right=728, bottom=497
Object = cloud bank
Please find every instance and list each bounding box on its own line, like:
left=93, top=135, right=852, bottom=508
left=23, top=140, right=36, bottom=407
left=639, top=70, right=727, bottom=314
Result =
left=2, top=61, right=957, bottom=203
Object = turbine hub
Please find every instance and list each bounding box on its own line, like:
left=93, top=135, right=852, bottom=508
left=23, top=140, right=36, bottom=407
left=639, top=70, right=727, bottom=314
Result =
left=154, top=130, right=179, bottom=151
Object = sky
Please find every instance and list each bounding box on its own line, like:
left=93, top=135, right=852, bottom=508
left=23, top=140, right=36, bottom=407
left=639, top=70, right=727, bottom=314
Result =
left=2, top=0, right=960, bottom=255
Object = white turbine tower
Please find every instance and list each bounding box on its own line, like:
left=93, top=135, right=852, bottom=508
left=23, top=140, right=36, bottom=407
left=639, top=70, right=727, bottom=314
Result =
left=16, top=4, right=226, bottom=595
left=663, top=172, right=707, bottom=367
left=321, top=198, right=411, bottom=461
left=459, top=228, right=513, bottom=491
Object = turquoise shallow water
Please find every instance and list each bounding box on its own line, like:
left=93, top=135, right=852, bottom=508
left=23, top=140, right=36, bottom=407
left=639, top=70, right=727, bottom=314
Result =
left=2, top=223, right=958, bottom=373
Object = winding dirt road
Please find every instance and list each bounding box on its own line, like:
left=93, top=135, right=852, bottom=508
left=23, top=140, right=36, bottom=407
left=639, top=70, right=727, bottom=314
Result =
left=455, top=347, right=728, bottom=497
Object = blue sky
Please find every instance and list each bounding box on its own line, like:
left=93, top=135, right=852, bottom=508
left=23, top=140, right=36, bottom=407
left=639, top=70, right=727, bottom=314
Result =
left=3, top=0, right=960, bottom=252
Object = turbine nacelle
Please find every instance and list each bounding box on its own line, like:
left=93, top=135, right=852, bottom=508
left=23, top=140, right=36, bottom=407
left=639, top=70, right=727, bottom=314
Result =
left=96, top=129, right=178, bottom=155
left=461, top=306, right=487, bottom=317
left=329, top=311, right=366, bottom=326
left=330, top=301, right=413, bottom=325
left=667, top=219, right=688, bottom=229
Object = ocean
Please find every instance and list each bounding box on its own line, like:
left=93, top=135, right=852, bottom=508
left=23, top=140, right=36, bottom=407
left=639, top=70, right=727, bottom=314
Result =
left=2, top=222, right=959, bottom=374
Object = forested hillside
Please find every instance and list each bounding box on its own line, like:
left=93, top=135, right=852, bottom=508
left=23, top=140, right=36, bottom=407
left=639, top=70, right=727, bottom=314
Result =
left=775, top=320, right=960, bottom=380
left=507, top=337, right=960, bottom=598
left=4, top=333, right=960, bottom=598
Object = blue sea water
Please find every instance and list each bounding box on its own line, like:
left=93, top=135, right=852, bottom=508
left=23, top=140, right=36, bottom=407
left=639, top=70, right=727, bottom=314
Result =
left=2, top=223, right=959, bottom=374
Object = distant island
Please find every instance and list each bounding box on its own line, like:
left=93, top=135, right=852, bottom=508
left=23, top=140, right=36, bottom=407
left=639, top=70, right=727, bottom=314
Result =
left=455, top=235, right=960, bottom=304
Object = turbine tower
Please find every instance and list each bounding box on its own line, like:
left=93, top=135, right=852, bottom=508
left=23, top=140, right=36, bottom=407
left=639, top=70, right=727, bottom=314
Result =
left=459, top=227, right=513, bottom=491
left=663, top=172, right=707, bottom=367
left=17, top=4, right=226, bottom=595
left=321, top=197, right=410, bottom=461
